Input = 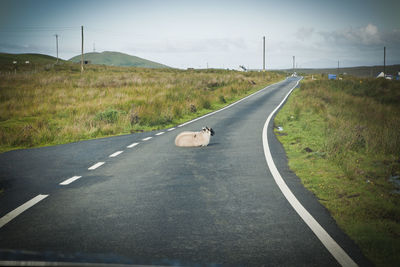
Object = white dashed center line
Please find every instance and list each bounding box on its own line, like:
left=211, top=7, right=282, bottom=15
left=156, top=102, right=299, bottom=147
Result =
left=167, top=128, right=175, bottom=131
left=155, top=132, right=165, bottom=136
left=60, top=176, right=82, bottom=185
left=109, top=151, right=124, bottom=158
left=0, top=194, right=49, bottom=228
left=142, top=137, right=152, bottom=141
left=127, top=142, right=139, bottom=148
left=88, top=162, right=105, bottom=170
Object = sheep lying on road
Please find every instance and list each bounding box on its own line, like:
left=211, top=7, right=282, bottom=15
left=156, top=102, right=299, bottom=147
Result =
left=175, top=126, right=215, bottom=147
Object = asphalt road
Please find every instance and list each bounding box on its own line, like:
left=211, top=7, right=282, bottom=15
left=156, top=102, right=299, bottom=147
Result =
left=0, top=77, right=371, bottom=266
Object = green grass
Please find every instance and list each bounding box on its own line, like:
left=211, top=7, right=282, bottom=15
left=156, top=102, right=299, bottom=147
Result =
left=0, top=52, right=61, bottom=65
left=0, top=52, right=63, bottom=74
left=274, top=75, right=400, bottom=266
left=0, top=63, right=284, bottom=153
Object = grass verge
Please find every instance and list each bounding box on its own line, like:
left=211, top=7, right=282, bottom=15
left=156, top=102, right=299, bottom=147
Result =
left=0, top=63, right=284, bottom=153
left=274, top=75, right=400, bottom=266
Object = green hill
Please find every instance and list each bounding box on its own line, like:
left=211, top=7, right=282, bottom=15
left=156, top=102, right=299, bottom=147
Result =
left=69, top=51, right=170, bottom=68
left=0, top=52, right=61, bottom=65
left=0, top=52, right=63, bottom=72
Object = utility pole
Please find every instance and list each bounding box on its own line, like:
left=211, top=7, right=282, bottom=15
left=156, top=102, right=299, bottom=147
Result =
left=337, top=60, right=339, bottom=77
left=383, top=46, right=386, bottom=77
left=293, top=56, right=295, bottom=74
left=93, top=42, right=96, bottom=53
left=263, top=36, right=266, bottom=71
left=81, top=25, right=84, bottom=73
left=55, top=34, right=59, bottom=64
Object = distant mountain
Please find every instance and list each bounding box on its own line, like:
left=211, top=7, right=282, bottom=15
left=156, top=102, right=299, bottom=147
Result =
left=0, top=52, right=61, bottom=65
left=283, top=64, right=400, bottom=78
left=69, top=51, right=170, bottom=68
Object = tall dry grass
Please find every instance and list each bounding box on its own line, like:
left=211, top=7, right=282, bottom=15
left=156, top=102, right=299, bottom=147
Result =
left=300, top=78, right=400, bottom=175
left=0, top=64, right=284, bottom=152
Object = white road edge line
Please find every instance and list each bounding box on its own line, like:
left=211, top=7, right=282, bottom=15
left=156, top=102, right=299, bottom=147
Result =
left=127, top=142, right=139, bottom=148
left=88, top=162, right=105, bottom=170
left=155, top=132, right=165, bottom=136
left=142, top=137, right=152, bottom=141
left=60, top=176, right=82, bottom=185
left=109, top=151, right=124, bottom=158
left=177, top=79, right=287, bottom=128
left=262, top=78, right=357, bottom=267
left=0, top=194, right=49, bottom=229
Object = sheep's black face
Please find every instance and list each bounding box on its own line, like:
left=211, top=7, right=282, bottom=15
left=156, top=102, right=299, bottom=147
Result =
left=203, top=126, right=215, bottom=136
left=210, top=128, right=215, bottom=136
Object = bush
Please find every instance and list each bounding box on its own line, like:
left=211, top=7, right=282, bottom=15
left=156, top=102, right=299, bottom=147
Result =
left=190, top=104, right=197, bottom=113
left=200, top=98, right=211, bottom=109
left=129, top=105, right=140, bottom=125
left=95, top=109, right=119, bottom=123
left=172, top=105, right=182, bottom=117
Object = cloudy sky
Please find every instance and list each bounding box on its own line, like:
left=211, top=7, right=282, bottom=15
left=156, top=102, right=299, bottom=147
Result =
left=0, top=0, right=399, bottom=69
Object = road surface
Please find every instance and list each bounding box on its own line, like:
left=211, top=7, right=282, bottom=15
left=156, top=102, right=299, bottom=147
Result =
left=0, top=77, right=370, bottom=266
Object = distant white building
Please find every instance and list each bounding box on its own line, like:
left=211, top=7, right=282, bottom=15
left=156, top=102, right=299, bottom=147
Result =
left=376, top=72, right=385, bottom=78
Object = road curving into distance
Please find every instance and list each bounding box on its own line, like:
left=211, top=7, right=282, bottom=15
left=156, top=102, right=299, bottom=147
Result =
left=0, top=77, right=371, bottom=266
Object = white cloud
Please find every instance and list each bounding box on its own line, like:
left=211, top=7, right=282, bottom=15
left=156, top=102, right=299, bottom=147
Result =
left=319, top=23, right=382, bottom=47
left=365, top=24, right=378, bottom=36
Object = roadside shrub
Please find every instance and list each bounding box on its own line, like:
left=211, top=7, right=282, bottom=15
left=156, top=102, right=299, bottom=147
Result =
left=95, top=109, right=119, bottom=123
left=172, top=105, right=182, bottom=117
left=200, top=98, right=212, bottom=109
left=129, top=105, right=140, bottom=125
left=190, top=104, right=197, bottom=113
left=14, top=124, right=35, bottom=146
left=141, top=114, right=172, bottom=127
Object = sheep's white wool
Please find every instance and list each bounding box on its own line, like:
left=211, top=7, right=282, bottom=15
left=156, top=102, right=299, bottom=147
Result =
left=175, top=127, right=214, bottom=147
